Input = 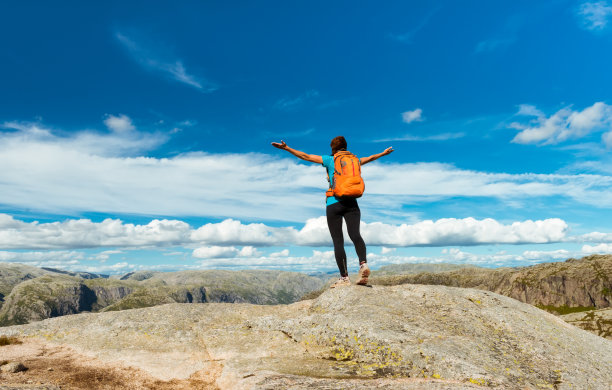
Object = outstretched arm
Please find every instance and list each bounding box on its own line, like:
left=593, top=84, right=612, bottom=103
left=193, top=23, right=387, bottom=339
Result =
left=271, top=140, right=323, bottom=164
left=360, top=147, right=394, bottom=165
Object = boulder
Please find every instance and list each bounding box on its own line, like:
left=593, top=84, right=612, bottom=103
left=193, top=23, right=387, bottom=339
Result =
left=1, top=361, right=27, bottom=373
left=1, top=284, right=610, bottom=389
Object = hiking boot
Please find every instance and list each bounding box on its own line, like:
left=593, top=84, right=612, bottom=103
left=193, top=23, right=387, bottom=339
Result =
left=330, top=276, right=351, bottom=288
left=356, top=263, right=370, bottom=285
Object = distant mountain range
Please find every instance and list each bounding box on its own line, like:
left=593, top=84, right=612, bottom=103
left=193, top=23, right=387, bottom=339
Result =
left=371, top=254, right=611, bottom=314
left=1, top=256, right=610, bottom=340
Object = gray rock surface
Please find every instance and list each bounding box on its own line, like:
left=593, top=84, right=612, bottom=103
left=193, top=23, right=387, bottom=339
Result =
left=1, top=284, right=610, bottom=389
left=1, top=362, right=27, bottom=373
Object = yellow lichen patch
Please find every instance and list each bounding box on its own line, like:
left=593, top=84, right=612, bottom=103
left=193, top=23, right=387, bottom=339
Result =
left=468, top=377, right=488, bottom=386
left=334, top=346, right=354, bottom=361
left=432, top=373, right=441, bottom=379
left=326, top=334, right=407, bottom=377
left=535, top=383, right=554, bottom=389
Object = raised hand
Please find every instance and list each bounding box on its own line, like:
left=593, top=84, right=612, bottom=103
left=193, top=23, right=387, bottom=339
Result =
left=383, top=147, right=394, bottom=155
left=271, top=140, right=288, bottom=150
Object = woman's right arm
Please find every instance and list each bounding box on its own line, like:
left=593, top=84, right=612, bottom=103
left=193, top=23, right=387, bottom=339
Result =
left=360, top=147, right=394, bottom=165
left=271, top=140, right=323, bottom=164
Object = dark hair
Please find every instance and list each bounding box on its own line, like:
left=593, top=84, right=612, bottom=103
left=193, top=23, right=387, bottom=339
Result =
left=330, top=136, right=347, bottom=154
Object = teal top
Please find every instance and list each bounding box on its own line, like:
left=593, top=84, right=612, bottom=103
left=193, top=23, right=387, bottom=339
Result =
left=322, top=154, right=361, bottom=206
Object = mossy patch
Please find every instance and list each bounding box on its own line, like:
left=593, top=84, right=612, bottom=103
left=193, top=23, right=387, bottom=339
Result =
left=536, top=304, right=595, bottom=315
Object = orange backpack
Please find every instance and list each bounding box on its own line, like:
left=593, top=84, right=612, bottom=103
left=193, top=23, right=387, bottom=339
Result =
left=326, top=151, right=365, bottom=198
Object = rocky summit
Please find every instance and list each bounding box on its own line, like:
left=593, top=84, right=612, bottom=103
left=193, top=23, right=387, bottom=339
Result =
left=1, top=284, right=610, bottom=389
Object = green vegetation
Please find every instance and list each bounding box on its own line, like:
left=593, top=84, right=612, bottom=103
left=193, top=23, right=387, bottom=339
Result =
left=102, top=288, right=176, bottom=312
left=535, top=305, right=596, bottom=315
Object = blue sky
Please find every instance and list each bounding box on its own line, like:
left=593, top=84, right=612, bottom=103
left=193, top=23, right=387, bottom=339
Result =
left=3, top=0, right=612, bottom=274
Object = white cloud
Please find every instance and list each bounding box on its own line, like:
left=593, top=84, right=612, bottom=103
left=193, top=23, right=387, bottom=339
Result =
left=192, top=245, right=260, bottom=259
left=75, top=262, right=136, bottom=274
left=361, top=217, right=568, bottom=246
left=0, top=213, right=569, bottom=250
left=0, top=215, right=191, bottom=249
left=115, top=32, right=216, bottom=92
left=91, top=250, right=123, bottom=262
left=434, top=248, right=577, bottom=267
left=104, top=114, right=135, bottom=133
left=191, top=219, right=296, bottom=246
left=582, top=243, right=612, bottom=253
left=0, top=250, right=84, bottom=263
left=574, top=231, right=612, bottom=242
left=195, top=249, right=337, bottom=271
left=402, top=108, right=423, bottom=123
left=578, top=1, right=612, bottom=30
left=0, top=120, right=166, bottom=157
left=270, top=249, right=290, bottom=257
left=5, top=118, right=612, bottom=222
left=516, top=104, right=544, bottom=117
left=510, top=102, right=612, bottom=145
left=520, top=249, right=571, bottom=260
left=381, top=247, right=395, bottom=255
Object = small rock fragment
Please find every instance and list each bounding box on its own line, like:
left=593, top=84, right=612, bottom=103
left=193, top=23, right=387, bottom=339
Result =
left=1, top=361, right=27, bottom=373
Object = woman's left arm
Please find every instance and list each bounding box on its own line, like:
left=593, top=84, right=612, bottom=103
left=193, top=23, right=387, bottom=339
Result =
left=360, top=147, right=394, bottom=165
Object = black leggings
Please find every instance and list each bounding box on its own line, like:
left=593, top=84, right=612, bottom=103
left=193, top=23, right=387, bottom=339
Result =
left=326, top=199, right=367, bottom=277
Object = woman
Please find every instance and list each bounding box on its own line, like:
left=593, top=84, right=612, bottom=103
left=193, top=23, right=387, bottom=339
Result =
left=272, top=136, right=393, bottom=288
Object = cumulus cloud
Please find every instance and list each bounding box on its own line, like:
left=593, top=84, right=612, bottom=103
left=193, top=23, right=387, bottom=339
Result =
left=270, top=249, right=290, bottom=257
left=104, top=114, right=135, bottom=133
left=402, top=108, right=423, bottom=123
left=195, top=249, right=337, bottom=271
left=574, top=231, right=612, bottom=242
left=361, top=217, right=568, bottom=246
left=510, top=102, right=612, bottom=146
left=381, top=247, right=395, bottom=254
left=0, top=213, right=569, bottom=250
left=436, top=248, right=576, bottom=267
left=0, top=250, right=84, bottom=263
left=578, top=1, right=612, bottom=30
left=191, top=219, right=295, bottom=246
left=582, top=243, right=612, bottom=253
left=192, top=245, right=260, bottom=259
left=0, top=214, right=191, bottom=249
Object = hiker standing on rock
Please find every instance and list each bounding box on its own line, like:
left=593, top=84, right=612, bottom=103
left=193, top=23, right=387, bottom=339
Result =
left=272, top=136, right=393, bottom=288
